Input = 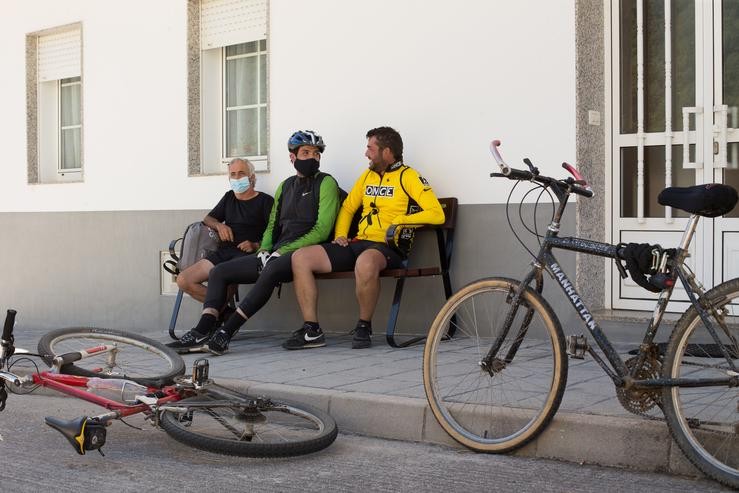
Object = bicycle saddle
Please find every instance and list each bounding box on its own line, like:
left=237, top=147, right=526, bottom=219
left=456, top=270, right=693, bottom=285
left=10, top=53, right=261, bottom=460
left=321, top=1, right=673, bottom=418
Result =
left=45, top=415, right=106, bottom=455
left=658, top=184, right=738, bottom=217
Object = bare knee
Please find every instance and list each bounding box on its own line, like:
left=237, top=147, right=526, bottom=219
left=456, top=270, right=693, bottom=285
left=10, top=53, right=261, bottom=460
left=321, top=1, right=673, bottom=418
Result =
left=177, top=260, right=212, bottom=291
left=292, top=245, right=330, bottom=274
left=354, top=252, right=384, bottom=282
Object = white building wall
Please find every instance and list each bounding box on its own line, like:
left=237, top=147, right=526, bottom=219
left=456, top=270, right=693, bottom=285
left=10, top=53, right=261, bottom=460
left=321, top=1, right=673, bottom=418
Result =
left=0, top=0, right=575, bottom=213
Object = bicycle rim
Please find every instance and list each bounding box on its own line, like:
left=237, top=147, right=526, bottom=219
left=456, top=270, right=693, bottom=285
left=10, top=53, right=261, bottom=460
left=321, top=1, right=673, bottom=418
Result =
left=423, top=277, right=567, bottom=453
left=160, top=387, right=338, bottom=457
left=38, top=327, right=185, bottom=387
left=662, top=279, right=739, bottom=488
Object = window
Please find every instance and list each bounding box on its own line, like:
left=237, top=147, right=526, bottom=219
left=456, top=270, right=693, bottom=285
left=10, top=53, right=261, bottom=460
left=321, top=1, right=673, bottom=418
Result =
left=28, top=24, right=83, bottom=183
left=60, top=77, right=82, bottom=171
left=224, top=41, right=268, bottom=160
left=192, top=0, right=268, bottom=175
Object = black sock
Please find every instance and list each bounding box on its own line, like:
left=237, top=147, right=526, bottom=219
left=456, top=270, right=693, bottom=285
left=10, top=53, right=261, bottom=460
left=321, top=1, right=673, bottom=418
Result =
left=194, top=314, right=218, bottom=336
left=304, top=321, right=320, bottom=332
left=222, top=311, right=247, bottom=337
left=358, top=319, right=371, bottom=327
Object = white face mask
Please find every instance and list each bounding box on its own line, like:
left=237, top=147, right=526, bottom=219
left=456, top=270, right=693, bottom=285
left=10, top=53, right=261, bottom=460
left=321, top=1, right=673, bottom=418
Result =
left=230, top=176, right=250, bottom=193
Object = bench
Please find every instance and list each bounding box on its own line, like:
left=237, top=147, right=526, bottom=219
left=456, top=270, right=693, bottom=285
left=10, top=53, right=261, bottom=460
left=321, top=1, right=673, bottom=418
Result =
left=315, top=197, right=457, bottom=347
left=164, top=197, right=458, bottom=348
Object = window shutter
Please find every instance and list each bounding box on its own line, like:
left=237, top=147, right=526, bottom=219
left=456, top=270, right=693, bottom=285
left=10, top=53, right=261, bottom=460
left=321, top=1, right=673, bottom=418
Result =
left=201, top=0, right=267, bottom=49
left=38, top=27, right=82, bottom=82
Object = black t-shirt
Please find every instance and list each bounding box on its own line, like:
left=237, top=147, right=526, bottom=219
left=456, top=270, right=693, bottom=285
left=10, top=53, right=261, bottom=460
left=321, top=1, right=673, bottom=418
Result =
left=208, top=191, right=274, bottom=246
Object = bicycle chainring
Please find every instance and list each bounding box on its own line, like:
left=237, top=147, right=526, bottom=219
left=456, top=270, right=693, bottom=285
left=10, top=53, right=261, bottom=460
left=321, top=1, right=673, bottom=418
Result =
left=616, top=354, right=663, bottom=416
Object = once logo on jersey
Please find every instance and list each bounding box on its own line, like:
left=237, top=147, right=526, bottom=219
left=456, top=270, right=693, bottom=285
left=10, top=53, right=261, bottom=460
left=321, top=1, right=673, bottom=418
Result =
left=365, top=185, right=395, bottom=197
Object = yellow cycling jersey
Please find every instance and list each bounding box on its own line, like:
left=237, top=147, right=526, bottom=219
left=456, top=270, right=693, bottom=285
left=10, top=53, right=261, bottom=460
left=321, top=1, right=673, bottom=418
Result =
left=334, top=162, right=445, bottom=243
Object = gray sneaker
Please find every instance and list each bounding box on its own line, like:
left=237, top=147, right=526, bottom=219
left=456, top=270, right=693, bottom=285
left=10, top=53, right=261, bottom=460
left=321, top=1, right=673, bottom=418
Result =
left=166, top=329, right=211, bottom=354
left=351, top=322, right=372, bottom=349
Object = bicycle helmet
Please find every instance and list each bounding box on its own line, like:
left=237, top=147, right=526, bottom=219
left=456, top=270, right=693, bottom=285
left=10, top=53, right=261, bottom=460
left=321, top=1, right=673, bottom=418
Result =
left=287, top=130, right=326, bottom=153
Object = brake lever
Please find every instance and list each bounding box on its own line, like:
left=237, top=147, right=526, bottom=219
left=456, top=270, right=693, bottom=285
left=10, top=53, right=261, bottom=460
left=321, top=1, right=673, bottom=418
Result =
left=523, top=158, right=539, bottom=175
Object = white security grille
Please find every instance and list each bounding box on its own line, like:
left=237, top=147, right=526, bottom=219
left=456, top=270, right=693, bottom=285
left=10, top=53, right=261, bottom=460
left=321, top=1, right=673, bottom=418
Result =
left=38, top=27, right=81, bottom=82
left=201, top=0, right=267, bottom=49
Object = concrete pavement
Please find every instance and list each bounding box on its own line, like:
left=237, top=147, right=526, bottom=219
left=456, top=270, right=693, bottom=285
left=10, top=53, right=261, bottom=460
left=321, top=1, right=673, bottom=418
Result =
left=7, top=319, right=710, bottom=480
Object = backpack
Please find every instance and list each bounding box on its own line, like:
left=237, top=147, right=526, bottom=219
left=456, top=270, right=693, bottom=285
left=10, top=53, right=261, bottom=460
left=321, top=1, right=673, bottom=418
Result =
left=163, top=221, right=220, bottom=276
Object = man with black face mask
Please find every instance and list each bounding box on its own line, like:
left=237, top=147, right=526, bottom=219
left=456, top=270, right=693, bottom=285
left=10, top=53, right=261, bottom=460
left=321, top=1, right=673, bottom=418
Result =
left=168, top=130, right=340, bottom=355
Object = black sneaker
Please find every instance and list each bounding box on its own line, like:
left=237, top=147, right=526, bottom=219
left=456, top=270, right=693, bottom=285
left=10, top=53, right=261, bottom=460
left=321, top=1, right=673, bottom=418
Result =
left=351, top=322, right=372, bottom=349
left=207, top=328, right=232, bottom=356
left=282, top=324, right=326, bottom=350
left=166, top=329, right=211, bottom=354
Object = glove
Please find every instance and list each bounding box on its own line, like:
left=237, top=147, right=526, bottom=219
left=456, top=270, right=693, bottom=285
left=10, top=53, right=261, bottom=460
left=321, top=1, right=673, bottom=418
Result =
left=257, top=250, right=281, bottom=271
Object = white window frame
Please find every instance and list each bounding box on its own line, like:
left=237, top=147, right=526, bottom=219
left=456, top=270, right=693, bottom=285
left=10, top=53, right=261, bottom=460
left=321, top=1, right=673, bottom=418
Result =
left=222, top=41, right=268, bottom=164
left=59, top=76, right=82, bottom=173
left=31, top=24, right=83, bottom=184
left=196, top=0, right=269, bottom=175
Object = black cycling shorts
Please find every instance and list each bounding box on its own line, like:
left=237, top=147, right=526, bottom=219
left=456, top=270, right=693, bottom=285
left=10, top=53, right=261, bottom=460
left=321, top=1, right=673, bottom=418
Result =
left=321, top=240, right=404, bottom=272
left=205, top=245, right=250, bottom=266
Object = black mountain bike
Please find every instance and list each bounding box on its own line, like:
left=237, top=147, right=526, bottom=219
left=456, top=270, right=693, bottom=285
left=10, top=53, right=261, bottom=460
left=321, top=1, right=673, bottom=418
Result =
left=423, top=139, right=739, bottom=488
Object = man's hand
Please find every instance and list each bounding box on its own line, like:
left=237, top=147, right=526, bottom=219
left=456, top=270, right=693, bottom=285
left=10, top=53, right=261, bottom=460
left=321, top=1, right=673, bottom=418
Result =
left=333, top=236, right=349, bottom=247
left=237, top=240, right=257, bottom=253
left=214, top=223, right=234, bottom=242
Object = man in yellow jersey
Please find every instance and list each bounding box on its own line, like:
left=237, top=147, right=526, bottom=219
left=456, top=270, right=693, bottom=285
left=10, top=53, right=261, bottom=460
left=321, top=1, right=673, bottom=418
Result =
left=284, top=126, right=445, bottom=350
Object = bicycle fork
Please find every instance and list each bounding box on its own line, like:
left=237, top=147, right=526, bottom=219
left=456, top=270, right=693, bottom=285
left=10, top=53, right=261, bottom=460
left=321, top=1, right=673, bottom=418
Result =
left=479, top=269, right=544, bottom=376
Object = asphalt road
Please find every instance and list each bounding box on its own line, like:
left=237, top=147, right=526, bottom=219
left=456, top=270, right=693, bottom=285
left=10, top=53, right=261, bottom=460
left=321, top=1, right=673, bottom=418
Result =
left=0, top=394, right=730, bottom=492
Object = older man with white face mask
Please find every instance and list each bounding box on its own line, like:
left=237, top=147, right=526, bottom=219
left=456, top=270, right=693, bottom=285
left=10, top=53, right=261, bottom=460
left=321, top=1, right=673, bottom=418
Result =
left=175, top=158, right=274, bottom=303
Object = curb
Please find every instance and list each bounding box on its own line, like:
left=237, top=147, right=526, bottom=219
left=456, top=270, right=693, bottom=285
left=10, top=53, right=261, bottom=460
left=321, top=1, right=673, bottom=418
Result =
left=216, top=377, right=702, bottom=478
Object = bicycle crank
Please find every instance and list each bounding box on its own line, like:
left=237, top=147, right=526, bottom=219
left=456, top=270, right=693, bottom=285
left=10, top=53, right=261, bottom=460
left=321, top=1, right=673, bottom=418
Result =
left=616, top=354, right=663, bottom=416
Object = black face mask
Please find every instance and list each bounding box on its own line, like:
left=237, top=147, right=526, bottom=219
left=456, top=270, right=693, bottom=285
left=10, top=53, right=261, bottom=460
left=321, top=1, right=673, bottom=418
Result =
left=294, top=158, right=320, bottom=177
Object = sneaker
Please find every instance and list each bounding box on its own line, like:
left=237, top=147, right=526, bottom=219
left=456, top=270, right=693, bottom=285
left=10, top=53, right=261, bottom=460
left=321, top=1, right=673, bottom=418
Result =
left=351, top=322, right=372, bottom=349
left=282, top=324, right=326, bottom=350
left=166, top=329, right=211, bottom=354
left=207, top=328, right=232, bottom=356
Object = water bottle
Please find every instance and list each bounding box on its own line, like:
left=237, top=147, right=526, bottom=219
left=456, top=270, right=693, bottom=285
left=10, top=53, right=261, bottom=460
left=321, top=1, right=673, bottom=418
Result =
left=86, top=377, right=148, bottom=404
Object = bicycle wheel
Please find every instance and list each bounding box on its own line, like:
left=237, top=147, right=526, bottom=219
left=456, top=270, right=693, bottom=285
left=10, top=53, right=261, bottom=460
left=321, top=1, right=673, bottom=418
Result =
left=38, top=327, right=186, bottom=387
left=423, top=277, right=567, bottom=453
left=661, top=278, right=739, bottom=488
left=159, top=384, right=338, bottom=457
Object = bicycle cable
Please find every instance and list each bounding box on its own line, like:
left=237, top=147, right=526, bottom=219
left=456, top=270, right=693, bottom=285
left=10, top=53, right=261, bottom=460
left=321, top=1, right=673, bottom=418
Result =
left=6, top=357, right=41, bottom=394
left=505, top=180, right=556, bottom=260
left=118, top=417, right=144, bottom=431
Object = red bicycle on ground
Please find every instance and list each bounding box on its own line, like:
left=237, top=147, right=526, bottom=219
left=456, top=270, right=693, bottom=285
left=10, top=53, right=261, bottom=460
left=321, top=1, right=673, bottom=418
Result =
left=0, top=309, right=337, bottom=457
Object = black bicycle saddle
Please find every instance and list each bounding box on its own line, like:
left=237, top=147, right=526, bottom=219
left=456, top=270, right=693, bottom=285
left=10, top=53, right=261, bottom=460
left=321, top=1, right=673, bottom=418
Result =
left=45, top=415, right=106, bottom=455
left=658, top=184, right=738, bottom=217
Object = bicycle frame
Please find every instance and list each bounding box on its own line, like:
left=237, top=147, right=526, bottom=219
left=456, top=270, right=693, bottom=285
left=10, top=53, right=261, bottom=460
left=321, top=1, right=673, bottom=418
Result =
left=484, top=186, right=737, bottom=389
left=0, top=339, right=185, bottom=424
left=28, top=372, right=182, bottom=420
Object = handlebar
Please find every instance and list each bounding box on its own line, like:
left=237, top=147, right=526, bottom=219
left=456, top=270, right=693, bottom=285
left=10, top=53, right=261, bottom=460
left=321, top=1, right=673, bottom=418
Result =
left=489, top=140, right=594, bottom=198
left=3, top=309, right=16, bottom=342
left=1, top=309, right=16, bottom=365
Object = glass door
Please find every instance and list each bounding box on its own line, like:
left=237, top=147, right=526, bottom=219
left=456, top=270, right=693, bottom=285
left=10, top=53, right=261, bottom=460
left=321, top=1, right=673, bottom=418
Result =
left=611, top=0, right=707, bottom=311
left=713, top=0, right=739, bottom=284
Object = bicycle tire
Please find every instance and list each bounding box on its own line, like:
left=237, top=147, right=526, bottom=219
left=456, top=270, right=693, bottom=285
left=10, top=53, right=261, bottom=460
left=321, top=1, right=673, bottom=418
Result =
left=423, top=277, right=568, bottom=453
left=159, top=385, right=338, bottom=457
left=661, top=278, right=739, bottom=489
left=38, top=327, right=186, bottom=387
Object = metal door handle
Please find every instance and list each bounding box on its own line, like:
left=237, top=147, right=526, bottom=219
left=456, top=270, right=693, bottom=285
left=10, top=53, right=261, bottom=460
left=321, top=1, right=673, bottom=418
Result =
left=682, top=106, right=703, bottom=169
left=713, top=104, right=728, bottom=168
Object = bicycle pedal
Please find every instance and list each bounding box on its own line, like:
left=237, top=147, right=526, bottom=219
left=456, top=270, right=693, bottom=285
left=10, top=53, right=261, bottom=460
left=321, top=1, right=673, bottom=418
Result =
left=192, top=358, right=209, bottom=386
left=566, top=334, right=589, bottom=359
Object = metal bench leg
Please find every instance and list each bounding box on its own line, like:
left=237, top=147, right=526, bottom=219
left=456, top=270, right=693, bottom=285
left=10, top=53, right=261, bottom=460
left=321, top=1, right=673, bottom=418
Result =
left=168, top=290, right=184, bottom=340
left=385, top=277, right=426, bottom=348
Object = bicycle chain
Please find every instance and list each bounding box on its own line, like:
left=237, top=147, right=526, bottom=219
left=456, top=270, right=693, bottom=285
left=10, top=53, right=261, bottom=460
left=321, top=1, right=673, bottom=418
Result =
left=615, top=353, right=666, bottom=421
